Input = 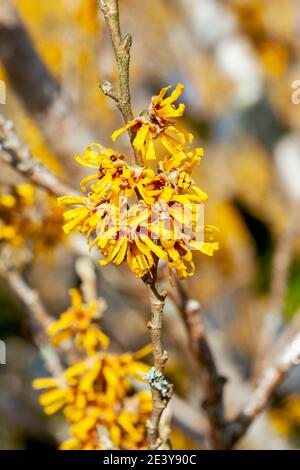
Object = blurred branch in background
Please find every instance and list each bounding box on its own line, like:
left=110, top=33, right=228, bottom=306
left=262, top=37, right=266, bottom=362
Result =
left=231, top=328, right=300, bottom=447
left=0, top=268, right=64, bottom=380
left=260, top=201, right=300, bottom=354
left=0, top=114, right=79, bottom=197
left=169, top=272, right=300, bottom=449
left=170, top=279, right=227, bottom=449
left=0, top=259, right=210, bottom=449
left=0, top=0, right=95, bottom=177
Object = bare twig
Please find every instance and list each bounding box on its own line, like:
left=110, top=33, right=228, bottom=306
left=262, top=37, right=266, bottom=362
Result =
left=270, top=203, right=300, bottom=314
left=170, top=279, right=300, bottom=449
left=143, top=268, right=172, bottom=450
left=171, top=280, right=228, bottom=449
left=0, top=114, right=80, bottom=197
left=99, top=0, right=133, bottom=124
left=75, top=257, right=98, bottom=304
left=2, top=269, right=52, bottom=332
left=0, top=268, right=64, bottom=379
left=262, top=202, right=300, bottom=347
left=99, top=0, right=142, bottom=165
left=230, top=329, right=300, bottom=447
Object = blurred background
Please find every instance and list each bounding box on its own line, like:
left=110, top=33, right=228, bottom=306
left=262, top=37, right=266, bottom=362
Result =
left=1, top=0, right=300, bottom=450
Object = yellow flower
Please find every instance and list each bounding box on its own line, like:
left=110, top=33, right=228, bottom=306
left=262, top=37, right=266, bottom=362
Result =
left=0, top=185, right=33, bottom=247
left=59, top=388, right=152, bottom=450
left=58, top=141, right=218, bottom=280
left=34, top=351, right=151, bottom=450
left=32, top=377, right=69, bottom=415
left=160, top=141, right=204, bottom=174
left=48, top=288, right=109, bottom=356
left=15, top=183, right=35, bottom=206
left=111, top=83, right=192, bottom=164
left=151, top=83, right=186, bottom=121
left=59, top=189, right=217, bottom=280
left=58, top=82, right=218, bottom=281
left=0, top=183, right=65, bottom=260
left=75, top=143, right=137, bottom=203
left=0, top=193, right=16, bottom=209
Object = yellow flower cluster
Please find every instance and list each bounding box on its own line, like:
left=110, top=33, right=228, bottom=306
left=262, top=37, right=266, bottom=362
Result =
left=58, top=84, right=218, bottom=280
left=111, top=83, right=191, bottom=163
left=0, top=183, right=35, bottom=246
left=48, top=288, right=109, bottom=356
left=34, top=289, right=151, bottom=450
left=0, top=183, right=64, bottom=263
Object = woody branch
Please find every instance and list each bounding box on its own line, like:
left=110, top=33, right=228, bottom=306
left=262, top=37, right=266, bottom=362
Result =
left=99, top=0, right=143, bottom=165
left=99, top=0, right=133, bottom=124
left=0, top=268, right=64, bottom=380
left=171, top=280, right=228, bottom=449
left=260, top=201, right=300, bottom=354
left=228, top=329, right=300, bottom=448
left=170, top=279, right=300, bottom=449
left=145, top=270, right=172, bottom=450
left=0, top=114, right=80, bottom=198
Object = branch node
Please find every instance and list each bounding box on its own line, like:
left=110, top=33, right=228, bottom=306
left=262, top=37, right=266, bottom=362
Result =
left=123, top=33, right=132, bottom=51
left=100, top=80, right=120, bottom=102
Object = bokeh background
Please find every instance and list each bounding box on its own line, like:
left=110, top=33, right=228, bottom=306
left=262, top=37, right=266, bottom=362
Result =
left=1, top=0, right=300, bottom=449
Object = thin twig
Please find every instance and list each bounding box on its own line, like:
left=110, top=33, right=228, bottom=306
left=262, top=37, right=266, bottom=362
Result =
left=99, top=0, right=142, bottom=165
left=75, top=257, right=98, bottom=304
left=171, top=280, right=300, bottom=449
left=0, top=268, right=64, bottom=379
left=171, top=280, right=228, bottom=449
left=99, top=0, right=133, bottom=123
left=261, top=201, right=300, bottom=351
left=0, top=114, right=80, bottom=197
left=145, top=271, right=172, bottom=450
left=229, top=329, right=300, bottom=447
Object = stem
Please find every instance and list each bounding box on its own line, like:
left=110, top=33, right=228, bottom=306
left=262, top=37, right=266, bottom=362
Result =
left=144, top=269, right=172, bottom=450
left=99, top=0, right=143, bottom=165
left=100, top=0, right=133, bottom=123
